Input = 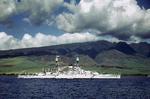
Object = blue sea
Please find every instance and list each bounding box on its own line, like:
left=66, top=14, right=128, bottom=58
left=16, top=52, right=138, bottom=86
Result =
left=0, top=76, right=150, bottom=99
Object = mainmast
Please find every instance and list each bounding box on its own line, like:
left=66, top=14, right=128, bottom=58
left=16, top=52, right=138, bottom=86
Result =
left=55, top=55, right=60, bottom=72
left=76, top=56, right=79, bottom=67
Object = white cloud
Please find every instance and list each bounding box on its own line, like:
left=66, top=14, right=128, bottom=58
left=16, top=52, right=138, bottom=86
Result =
left=0, top=32, right=19, bottom=50
left=17, top=0, right=63, bottom=25
left=97, top=35, right=121, bottom=43
left=128, top=36, right=142, bottom=43
left=56, top=0, right=150, bottom=39
left=0, top=0, right=16, bottom=21
left=0, top=0, right=63, bottom=25
left=0, top=32, right=99, bottom=50
left=2, top=32, right=150, bottom=50
left=128, top=35, right=150, bottom=44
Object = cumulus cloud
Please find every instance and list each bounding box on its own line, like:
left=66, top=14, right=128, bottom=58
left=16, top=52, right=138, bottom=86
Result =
left=0, top=0, right=63, bottom=25
left=2, top=32, right=149, bottom=50
left=17, top=0, right=63, bottom=25
left=0, top=32, right=99, bottom=50
left=0, top=32, right=26, bottom=50
left=56, top=0, right=150, bottom=39
left=0, top=0, right=16, bottom=21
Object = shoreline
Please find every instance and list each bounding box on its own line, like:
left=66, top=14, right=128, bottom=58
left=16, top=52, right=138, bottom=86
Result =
left=0, top=66, right=149, bottom=78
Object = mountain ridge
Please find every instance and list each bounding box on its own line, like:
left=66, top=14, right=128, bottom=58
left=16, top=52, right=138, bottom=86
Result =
left=0, top=40, right=150, bottom=74
left=0, top=40, right=149, bottom=58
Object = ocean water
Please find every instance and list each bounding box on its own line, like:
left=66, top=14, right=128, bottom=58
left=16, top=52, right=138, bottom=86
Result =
left=0, top=76, right=150, bottom=99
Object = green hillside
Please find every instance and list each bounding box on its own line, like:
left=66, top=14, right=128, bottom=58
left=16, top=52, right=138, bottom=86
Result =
left=83, top=58, right=150, bottom=75
left=0, top=55, right=150, bottom=75
left=0, top=57, right=53, bottom=74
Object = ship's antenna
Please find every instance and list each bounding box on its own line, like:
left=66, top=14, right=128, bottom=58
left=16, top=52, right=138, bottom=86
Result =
left=55, top=55, right=60, bottom=72
left=76, top=56, right=79, bottom=67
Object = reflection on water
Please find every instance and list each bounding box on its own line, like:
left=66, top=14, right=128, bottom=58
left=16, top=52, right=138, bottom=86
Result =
left=0, top=76, right=150, bottom=99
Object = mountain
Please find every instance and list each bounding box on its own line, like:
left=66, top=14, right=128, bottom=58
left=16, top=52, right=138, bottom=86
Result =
left=113, top=42, right=136, bottom=55
left=0, top=40, right=150, bottom=74
left=131, top=42, right=150, bottom=57
left=0, top=40, right=149, bottom=58
left=0, top=41, right=150, bottom=67
left=95, top=49, right=150, bottom=69
left=95, top=49, right=129, bottom=67
left=0, top=41, right=112, bottom=59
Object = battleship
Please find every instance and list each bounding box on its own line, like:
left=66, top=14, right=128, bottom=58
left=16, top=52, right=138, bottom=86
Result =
left=18, top=56, right=121, bottom=79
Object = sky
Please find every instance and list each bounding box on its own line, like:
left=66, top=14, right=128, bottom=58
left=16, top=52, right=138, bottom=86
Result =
left=0, top=0, right=150, bottom=50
